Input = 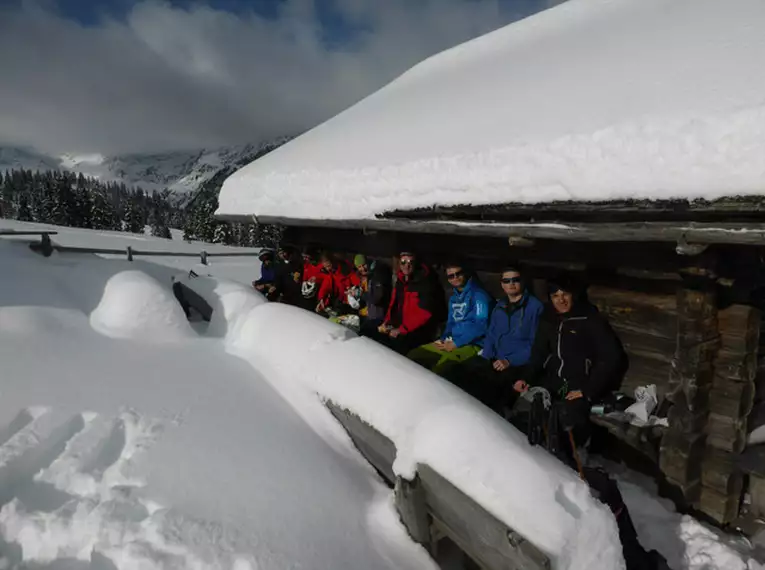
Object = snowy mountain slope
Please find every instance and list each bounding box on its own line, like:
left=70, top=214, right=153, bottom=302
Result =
left=218, top=0, right=765, bottom=220
left=1, top=138, right=290, bottom=197
left=0, top=147, right=62, bottom=173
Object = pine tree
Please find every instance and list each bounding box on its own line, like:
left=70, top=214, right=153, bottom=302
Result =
left=16, top=193, right=32, bottom=221
left=212, top=222, right=233, bottom=245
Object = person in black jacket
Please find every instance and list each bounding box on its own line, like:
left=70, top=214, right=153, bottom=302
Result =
left=515, top=275, right=627, bottom=447
left=273, top=246, right=304, bottom=306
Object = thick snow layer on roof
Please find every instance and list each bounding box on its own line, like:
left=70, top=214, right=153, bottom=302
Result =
left=218, top=0, right=765, bottom=221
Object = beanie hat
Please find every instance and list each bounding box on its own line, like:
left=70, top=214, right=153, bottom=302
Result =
left=353, top=254, right=367, bottom=267
left=547, top=273, right=579, bottom=296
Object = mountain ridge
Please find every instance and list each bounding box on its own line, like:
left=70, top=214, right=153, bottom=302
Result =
left=0, top=138, right=290, bottom=199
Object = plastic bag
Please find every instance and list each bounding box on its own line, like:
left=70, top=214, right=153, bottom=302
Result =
left=625, top=384, right=658, bottom=424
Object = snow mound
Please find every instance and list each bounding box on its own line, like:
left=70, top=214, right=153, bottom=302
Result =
left=218, top=0, right=765, bottom=220
left=90, top=270, right=193, bottom=341
left=212, top=290, right=625, bottom=570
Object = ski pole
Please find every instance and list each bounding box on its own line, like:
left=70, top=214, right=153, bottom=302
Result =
left=567, top=429, right=585, bottom=480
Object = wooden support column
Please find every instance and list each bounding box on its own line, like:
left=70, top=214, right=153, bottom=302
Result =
left=659, top=264, right=719, bottom=506
left=699, top=304, right=761, bottom=524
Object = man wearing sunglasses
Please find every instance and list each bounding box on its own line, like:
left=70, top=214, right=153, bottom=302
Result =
left=447, top=266, right=544, bottom=414
left=370, top=251, right=444, bottom=354
left=407, top=262, right=491, bottom=377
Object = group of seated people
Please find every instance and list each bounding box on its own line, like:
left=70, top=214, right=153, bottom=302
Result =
left=254, top=246, right=628, bottom=452
left=253, top=245, right=668, bottom=570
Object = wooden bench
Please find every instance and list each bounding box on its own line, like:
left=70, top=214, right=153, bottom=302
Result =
left=326, top=402, right=551, bottom=570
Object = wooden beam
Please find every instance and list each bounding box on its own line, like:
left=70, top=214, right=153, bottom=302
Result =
left=217, top=214, right=765, bottom=246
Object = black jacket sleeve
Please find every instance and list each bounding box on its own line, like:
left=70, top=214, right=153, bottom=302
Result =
left=524, top=319, right=554, bottom=385
left=583, top=316, right=627, bottom=401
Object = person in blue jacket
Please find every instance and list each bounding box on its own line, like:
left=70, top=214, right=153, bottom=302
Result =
left=252, top=250, right=278, bottom=300
left=407, top=262, right=492, bottom=377
left=446, top=266, right=544, bottom=414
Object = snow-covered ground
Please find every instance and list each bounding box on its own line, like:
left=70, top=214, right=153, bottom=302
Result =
left=590, top=460, right=762, bottom=570
left=1, top=225, right=763, bottom=569
left=0, top=237, right=433, bottom=570
left=218, top=0, right=765, bottom=220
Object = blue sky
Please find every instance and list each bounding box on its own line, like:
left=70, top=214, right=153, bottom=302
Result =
left=0, top=0, right=559, bottom=154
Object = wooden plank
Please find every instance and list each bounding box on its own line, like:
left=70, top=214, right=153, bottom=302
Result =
left=615, top=328, right=676, bottom=364
left=325, top=402, right=396, bottom=484
left=713, top=351, right=758, bottom=384
left=659, top=431, right=706, bottom=485
left=706, top=413, right=747, bottom=453
left=228, top=214, right=765, bottom=247
left=666, top=406, right=708, bottom=435
left=660, top=476, right=701, bottom=505
left=718, top=305, right=762, bottom=336
left=394, top=476, right=430, bottom=546
left=701, top=448, right=741, bottom=494
left=587, top=286, right=677, bottom=338
left=418, top=464, right=551, bottom=570
left=699, top=484, right=743, bottom=525
left=677, top=289, right=717, bottom=321
left=708, top=381, right=755, bottom=421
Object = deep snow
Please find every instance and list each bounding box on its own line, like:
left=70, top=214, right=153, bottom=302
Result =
left=218, top=0, right=765, bottom=221
left=0, top=240, right=433, bottom=570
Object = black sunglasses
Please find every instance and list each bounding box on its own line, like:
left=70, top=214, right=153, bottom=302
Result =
left=400, top=259, right=414, bottom=266
left=501, top=277, right=522, bottom=284
left=446, top=270, right=464, bottom=280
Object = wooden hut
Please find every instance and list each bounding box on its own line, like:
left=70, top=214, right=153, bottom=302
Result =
left=215, top=0, right=765, bottom=527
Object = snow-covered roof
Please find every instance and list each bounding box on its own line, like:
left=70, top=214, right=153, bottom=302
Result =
left=217, top=0, right=765, bottom=222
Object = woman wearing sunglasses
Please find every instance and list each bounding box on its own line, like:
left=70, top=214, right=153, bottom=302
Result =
left=370, top=251, right=445, bottom=354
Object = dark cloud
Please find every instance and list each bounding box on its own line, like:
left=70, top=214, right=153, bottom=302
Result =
left=0, top=0, right=555, bottom=154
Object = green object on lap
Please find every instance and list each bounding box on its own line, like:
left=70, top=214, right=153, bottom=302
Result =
left=407, top=342, right=481, bottom=377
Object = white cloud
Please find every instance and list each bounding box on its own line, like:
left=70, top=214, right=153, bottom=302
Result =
left=0, top=0, right=550, bottom=154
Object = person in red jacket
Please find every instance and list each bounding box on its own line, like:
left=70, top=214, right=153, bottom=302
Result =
left=316, top=251, right=354, bottom=314
left=298, top=247, right=324, bottom=311
left=369, top=251, right=445, bottom=354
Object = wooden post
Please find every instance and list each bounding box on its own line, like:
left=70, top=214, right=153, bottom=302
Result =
left=201, top=251, right=208, bottom=265
left=698, top=304, right=761, bottom=523
left=394, top=476, right=431, bottom=546
left=126, top=246, right=133, bottom=261
left=40, top=233, right=53, bottom=257
left=659, top=269, right=719, bottom=506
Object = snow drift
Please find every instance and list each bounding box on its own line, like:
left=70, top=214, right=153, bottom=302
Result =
left=185, top=281, right=625, bottom=570
left=90, top=270, right=194, bottom=341
left=218, top=0, right=765, bottom=220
